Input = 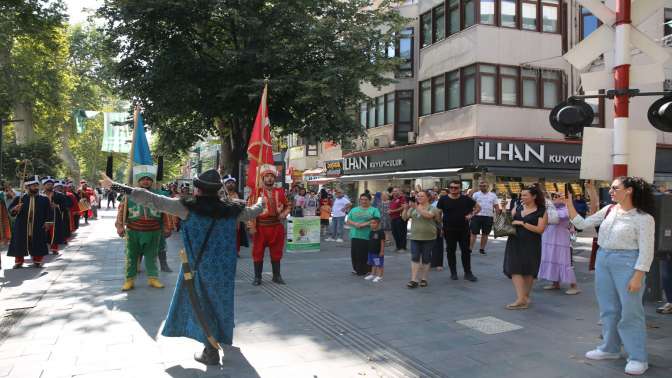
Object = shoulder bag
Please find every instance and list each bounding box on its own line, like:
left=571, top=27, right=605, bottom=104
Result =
left=493, top=210, right=516, bottom=238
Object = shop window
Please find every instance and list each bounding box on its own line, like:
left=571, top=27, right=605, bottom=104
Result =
left=420, top=79, right=432, bottom=116
left=395, top=90, right=413, bottom=143
left=420, top=12, right=432, bottom=48
left=480, top=0, right=496, bottom=25
left=521, top=0, right=538, bottom=31
left=368, top=101, right=376, bottom=127
left=448, top=0, right=460, bottom=35
left=397, top=28, right=414, bottom=78
left=479, top=64, right=497, bottom=104
left=542, top=0, right=559, bottom=33
left=500, top=0, right=517, bottom=28
left=541, top=70, right=561, bottom=109
left=433, top=74, right=446, bottom=113
left=359, top=103, right=367, bottom=128
left=522, top=68, right=539, bottom=107
left=447, top=70, right=461, bottom=109
left=385, top=93, right=395, bottom=124
left=580, top=6, right=599, bottom=40
left=462, top=65, right=477, bottom=106
left=500, top=66, right=519, bottom=106
left=463, top=0, right=476, bottom=29
left=434, top=5, right=446, bottom=42
left=376, top=96, right=385, bottom=126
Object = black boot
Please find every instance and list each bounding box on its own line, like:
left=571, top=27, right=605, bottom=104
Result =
left=158, top=248, right=172, bottom=272
left=271, top=261, right=286, bottom=284
left=194, top=344, right=219, bottom=365
left=253, top=262, right=263, bottom=286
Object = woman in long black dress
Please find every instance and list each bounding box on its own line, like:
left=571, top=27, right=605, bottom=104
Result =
left=503, top=185, right=547, bottom=309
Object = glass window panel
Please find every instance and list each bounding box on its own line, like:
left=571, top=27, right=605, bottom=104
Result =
left=522, top=2, right=538, bottom=31
left=480, top=75, right=496, bottom=104
left=368, top=102, right=376, bottom=126
left=542, top=70, right=560, bottom=80
left=543, top=81, right=559, bottom=108
left=448, top=0, right=460, bottom=34
left=500, top=66, right=517, bottom=76
left=433, top=75, right=445, bottom=112
left=398, top=95, right=412, bottom=123
left=448, top=71, right=460, bottom=109
left=522, top=79, right=538, bottom=107
left=420, top=80, right=432, bottom=116
left=464, top=0, right=475, bottom=28
left=399, top=28, right=413, bottom=77
left=581, top=8, right=598, bottom=40
left=665, top=9, right=672, bottom=38
left=434, top=5, right=445, bottom=42
left=502, top=77, right=518, bottom=105
left=500, top=0, right=517, bottom=28
left=480, top=0, right=496, bottom=25
left=376, top=96, right=385, bottom=126
left=480, top=64, right=496, bottom=74
left=421, top=12, right=432, bottom=47
left=386, top=93, right=395, bottom=124
left=542, top=5, right=558, bottom=32
left=463, top=66, right=476, bottom=106
left=360, top=103, right=367, bottom=128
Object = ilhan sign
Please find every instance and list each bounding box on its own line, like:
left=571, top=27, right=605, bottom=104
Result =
left=342, top=156, right=405, bottom=171
left=477, top=141, right=582, bottom=167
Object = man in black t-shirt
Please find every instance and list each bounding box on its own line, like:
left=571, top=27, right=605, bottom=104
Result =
left=436, top=180, right=480, bottom=282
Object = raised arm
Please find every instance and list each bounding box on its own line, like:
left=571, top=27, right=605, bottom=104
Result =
left=237, top=197, right=265, bottom=222
left=100, top=173, right=189, bottom=219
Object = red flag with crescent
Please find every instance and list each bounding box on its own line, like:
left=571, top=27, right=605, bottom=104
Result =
left=246, top=83, right=274, bottom=192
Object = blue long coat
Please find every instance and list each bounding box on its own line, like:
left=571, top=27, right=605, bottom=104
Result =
left=161, top=213, right=239, bottom=346
left=7, top=194, right=51, bottom=257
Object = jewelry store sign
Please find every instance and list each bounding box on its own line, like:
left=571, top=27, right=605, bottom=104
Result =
left=343, top=156, right=405, bottom=172
left=477, top=140, right=582, bottom=168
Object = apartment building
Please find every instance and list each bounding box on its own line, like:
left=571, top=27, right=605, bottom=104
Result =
left=341, top=0, right=672, bottom=195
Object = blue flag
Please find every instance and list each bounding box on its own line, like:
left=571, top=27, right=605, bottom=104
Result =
left=133, top=113, right=153, bottom=165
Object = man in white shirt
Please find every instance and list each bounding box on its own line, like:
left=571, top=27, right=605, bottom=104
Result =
left=326, top=188, right=351, bottom=242
left=470, top=181, right=500, bottom=255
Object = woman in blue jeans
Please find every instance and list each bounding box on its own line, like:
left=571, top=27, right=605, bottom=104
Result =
left=566, top=178, right=655, bottom=376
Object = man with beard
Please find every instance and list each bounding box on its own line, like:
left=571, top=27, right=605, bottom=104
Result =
left=247, top=165, right=290, bottom=285
left=100, top=169, right=263, bottom=365
left=115, top=165, right=171, bottom=291
left=41, top=177, right=69, bottom=254
left=7, top=176, right=51, bottom=268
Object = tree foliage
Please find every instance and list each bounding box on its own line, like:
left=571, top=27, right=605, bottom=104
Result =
left=1, top=139, right=61, bottom=181
left=99, top=0, right=405, bottom=175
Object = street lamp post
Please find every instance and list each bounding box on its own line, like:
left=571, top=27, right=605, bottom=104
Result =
left=0, top=118, right=24, bottom=181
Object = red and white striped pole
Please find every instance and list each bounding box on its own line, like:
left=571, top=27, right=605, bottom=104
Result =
left=612, top=0, right=631, bottom=178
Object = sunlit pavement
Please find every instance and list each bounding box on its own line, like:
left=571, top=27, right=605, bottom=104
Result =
left=0, top=208, right=670, bottom=377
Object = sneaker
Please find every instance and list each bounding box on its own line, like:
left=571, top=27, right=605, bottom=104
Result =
left=585, top=349, right=621, bottom=360
left=464, top=273, right=478, bottom=282
left=325, top=237, right=335, bottom=242
left=336, top=238, right=344, bottom=243
left=372, top=276, right=383, bottom=283
left=565, top=288, right=581, bottom=295
left=364, top=274, right=375, bottom=280
left=625, top=360, right=648, bottom=375
left=479, top=249, right=486, bottom=255
left=656, top=302, right=672, bottom=314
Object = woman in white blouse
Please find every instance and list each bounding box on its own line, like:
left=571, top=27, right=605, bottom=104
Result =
left=565, top=177, right=655, bottom=376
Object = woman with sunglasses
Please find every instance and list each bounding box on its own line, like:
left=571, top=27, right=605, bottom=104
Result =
left=565, top=177, right=655, bottom=376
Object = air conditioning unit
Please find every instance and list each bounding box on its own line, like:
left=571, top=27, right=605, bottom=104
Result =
left=407, top=131, right=416, bottom=144
left=371, top=135, right=390, bottom=148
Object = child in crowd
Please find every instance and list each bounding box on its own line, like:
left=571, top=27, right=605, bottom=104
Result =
left=365, top=217, right=385, bottom=283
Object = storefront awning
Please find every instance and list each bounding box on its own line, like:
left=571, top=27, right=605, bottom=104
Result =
left=485, top=167, right=579, bottom=179
left=340, top=168, right=463, bottom=181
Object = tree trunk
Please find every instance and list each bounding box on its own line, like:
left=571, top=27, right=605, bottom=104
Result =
left=59, top=123, right=81, bottom=180
left=13, top=102, right=35, bottom=145
left=217, top=116, right=248, bottom=182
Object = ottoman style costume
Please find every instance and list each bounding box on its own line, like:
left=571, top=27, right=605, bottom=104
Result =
left=7, top=176, right=51, bottom=268
left=41, top=177, right=69, bottom=254
left=102, top=169, right=263, bottom=365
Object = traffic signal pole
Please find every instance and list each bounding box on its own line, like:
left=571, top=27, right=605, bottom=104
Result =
left=612, top=0, right=632, bottom=178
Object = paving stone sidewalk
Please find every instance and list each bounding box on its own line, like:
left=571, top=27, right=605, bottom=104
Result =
left=0, top=208, right=670, bottom=377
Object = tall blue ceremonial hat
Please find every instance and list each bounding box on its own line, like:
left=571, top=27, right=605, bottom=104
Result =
left=41, top=176, right=56, bottom=185
left=24, top=175, right=40, bottom=186
left=222, top=174, right=237, bottom=184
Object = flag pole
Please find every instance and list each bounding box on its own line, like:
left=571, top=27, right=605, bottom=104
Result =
left=122, top=106, right=139, bottom=227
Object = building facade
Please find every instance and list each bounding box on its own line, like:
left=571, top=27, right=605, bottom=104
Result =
left=342, top=0, right=672, bottom=195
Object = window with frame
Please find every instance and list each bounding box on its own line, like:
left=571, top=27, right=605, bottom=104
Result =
left=500, top=0, right=517, bottom=28
left=448, top=0, right=460, bottom=35
left=420, top=79, right=432, bottom=116
left=420, top=12, right=432, bottom=48
left=376, top=96, right=385, bottom=126
left=433, top=74, right=446, bottom=112
left=521, top=0, right=538, bottom=31
left=397, top=28, right=414, bottom=78
left=541, top=70, right=561, bottom=108
left=447, top=70, right=461, bottom=109
left=665, top=8, right=672, bottom=45
left=521, top=68, right=539, bottom=107
left=462, top=65, right=477, bottom=106
left=463, top=0, right=476, bottom=29
left=434, top=5, right=446, bottom=43
left=385, top=93, right=395, bottom=124
left=368, top=101, right=376, bottom=127
left=395, top=90, right=413, bottom=142
left=500, top=66, right=519, bottom=106
left=542, top=0, right=559, bottom=32
left=479, top=64, right=497, bottom=104
left=480, top=0, right=496, bottom=25
left=359, top=103, right=368, bottom=128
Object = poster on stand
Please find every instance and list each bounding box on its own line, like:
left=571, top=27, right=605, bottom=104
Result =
left=287, top=216, right=321, bottom=252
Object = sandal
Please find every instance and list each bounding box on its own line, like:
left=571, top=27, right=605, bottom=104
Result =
left=407, top=281, right=419, bottom=289
left=505, top=302, right=529, bottom=310
left=419, top=280, right=428, bottom=287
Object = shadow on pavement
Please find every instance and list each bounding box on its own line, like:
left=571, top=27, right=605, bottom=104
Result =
left=1, top=268, right=49, bottom=288
left=165, top=346, right=260, bottom=378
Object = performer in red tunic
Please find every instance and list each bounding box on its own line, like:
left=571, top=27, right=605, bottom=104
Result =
left=64, top=182, right=79, bottom=236
left=247, top=164, right=290, bottom=286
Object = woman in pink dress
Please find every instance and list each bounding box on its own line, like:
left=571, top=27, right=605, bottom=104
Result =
left=538, top=193, right=581, bottom=295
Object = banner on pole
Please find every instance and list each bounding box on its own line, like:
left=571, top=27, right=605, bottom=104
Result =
left=102, top=112, right=132, bottom=153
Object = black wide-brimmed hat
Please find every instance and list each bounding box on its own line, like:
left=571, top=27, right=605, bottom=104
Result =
left=193, top=169, right=223, bottom=192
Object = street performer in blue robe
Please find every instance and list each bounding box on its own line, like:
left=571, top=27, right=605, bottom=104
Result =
left=41, top=177, right=69, bottom=254
left=100, top=169, right=263, bottom=365
left=7, top=175, right=52, bottom=268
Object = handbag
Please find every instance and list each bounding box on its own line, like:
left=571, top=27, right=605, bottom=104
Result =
left=493, top=211, right=516, bottom=238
